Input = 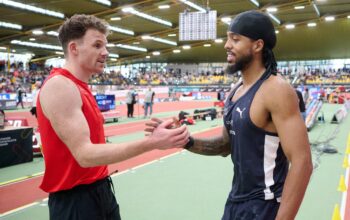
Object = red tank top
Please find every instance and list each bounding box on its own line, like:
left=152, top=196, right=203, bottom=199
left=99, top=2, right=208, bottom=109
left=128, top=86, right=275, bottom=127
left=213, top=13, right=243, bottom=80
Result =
left=37, top=68, right=108, bottom=193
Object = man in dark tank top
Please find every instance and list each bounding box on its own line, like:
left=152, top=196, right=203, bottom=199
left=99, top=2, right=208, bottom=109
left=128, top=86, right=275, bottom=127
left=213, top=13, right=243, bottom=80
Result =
left=147, top=10, right=312, bottom=220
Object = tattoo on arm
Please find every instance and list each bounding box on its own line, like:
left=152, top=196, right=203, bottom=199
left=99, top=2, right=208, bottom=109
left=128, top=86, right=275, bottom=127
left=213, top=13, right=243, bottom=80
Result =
left=188, top=128, right=231, bottom=157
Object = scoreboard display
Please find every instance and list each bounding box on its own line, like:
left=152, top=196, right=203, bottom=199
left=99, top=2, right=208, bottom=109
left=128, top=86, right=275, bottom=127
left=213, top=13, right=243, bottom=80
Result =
left=94, top=94, right=116, bottom=112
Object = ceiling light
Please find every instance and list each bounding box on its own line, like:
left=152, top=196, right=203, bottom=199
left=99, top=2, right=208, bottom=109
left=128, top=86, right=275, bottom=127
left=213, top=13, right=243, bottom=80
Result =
left=11, top=40, right=62, bottom=50
left=55, top=51, right=64, bottom=55
left=152, top=51, right=160, bottom=56
left=122, top=7, right=172, bottom=27
left=307, top=22, right=317, bottom=27
left=249, top=0, right=259, bottom=7
left=179, top=0, right=206, bottom=13
left=116, top=43, right=147, bottom=52
left=347, top=15, right=350, bottom=19
left=325, top=16, right=335, bottom=21
left=267, top=13, right=281, bottom=25
left=168, top=33, right=176, bottom=37
left=32, top=30, right=44, bottom=35
left=294, top=6, right=305, bottom=10
left=0, top=0, right=64, bottom=18
left=203, top=44, right=211, bottom=47
left=275, top=30, right=279, bottom=34
left=266, top=7, right=278, bottom=13
left=221, top=17, right=231, bottom=25
left=141, top=35, right=152, bottom=40
left=109, top=53, right=119, bottom=58
left=141, top=35, right=177, bottom=46
left=108, top=25, right=134, bottom=35
left=47, top=31, right=59, bottom=36
left=182, top=45, right=191, bottom=49
left=158, top=5, right=170, bottom=9
left=110, top=58, right=117, bottom=61
left=214, top=39, right=223, bottom=43
left=106, top=43, right=115, bottom=47
left=133, top=42, right=140, bottom=44
left=90, top=0, right=111, bottom=6
left=110, top=17, right=121, bottom=21
left=29, top=38, right=35, bottom=41
left=0, top=47, right=6, bottom=50
left=285, top=24, right=295, bottom=29
left=11, top=49, right=16, bottom=52
left=0, top=21, right=22, bottom=30
left=173, top=49, right=181, bottom=53
left=146, top=56, right=150, bottom=59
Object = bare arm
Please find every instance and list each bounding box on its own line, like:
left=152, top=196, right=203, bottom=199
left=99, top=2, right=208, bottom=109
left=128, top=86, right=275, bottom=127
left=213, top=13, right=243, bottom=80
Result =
left=40, top=76, right=189, bottom=168
left=265, top=79, right=312, bottom=220
left=188, top=127, right=231, bottom=157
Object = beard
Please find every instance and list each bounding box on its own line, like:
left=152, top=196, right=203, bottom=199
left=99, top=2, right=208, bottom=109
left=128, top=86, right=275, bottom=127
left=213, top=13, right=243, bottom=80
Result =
left=226, top=52, right=253, bottom=75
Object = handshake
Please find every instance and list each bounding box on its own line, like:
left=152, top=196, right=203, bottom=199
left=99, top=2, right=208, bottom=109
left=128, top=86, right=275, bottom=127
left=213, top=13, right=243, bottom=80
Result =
left=144, top=117, right=190, bottom=150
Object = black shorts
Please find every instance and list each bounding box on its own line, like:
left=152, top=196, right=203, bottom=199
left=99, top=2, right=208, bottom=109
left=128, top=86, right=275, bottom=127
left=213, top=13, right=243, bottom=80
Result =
left=48, top=176, right=121, bottom=220
left=222, top=198, right=280, bottom=220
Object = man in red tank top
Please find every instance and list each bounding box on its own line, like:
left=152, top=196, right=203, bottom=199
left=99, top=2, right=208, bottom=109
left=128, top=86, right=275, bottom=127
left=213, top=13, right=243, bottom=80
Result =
left=37, top=14, right=189, bottom=220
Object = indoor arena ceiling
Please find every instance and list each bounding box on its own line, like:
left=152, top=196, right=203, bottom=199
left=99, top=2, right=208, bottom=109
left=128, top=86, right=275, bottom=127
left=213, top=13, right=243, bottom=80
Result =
left=1, top=0, right=350, bottom=65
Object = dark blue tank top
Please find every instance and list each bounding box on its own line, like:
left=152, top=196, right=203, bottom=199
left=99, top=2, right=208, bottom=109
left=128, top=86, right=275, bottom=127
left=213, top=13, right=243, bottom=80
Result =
left=223, top=71, right=289, bottom=202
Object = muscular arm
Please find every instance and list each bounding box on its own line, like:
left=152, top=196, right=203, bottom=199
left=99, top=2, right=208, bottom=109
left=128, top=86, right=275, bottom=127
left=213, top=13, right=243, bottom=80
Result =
left=265, top=79, right=312, bottom=220
left=40, top=76, right=189, bottom=168
left=188, top=127, right=231, bottom=157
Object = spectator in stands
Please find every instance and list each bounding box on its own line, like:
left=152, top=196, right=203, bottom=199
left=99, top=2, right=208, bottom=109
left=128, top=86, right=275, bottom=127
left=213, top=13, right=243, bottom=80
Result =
left=144, top=86, right=155, bottom=118
left=146, top=10, right=311, bottom=220
left=295, top=89, right=306, bottom=121
left=126, top=85, right=137, bottom=118
left=30, top=81, right=41, bottom=118
left=37, top=14, right=189, bottom=220
left=16, top=85, right=26, bottom=109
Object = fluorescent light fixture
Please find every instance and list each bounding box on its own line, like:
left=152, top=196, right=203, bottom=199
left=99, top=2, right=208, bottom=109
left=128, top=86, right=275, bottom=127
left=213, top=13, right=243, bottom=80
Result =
left=249, top=0, right=259, bottom=7
left=47, top=31, right=59, bottom=36
left=109, top=53, right=119, bottom=58
left=179, top=0, right=206, bottom=13
left=307, top=22, right=317, bottom=27
left=32, top=30, right=44, bottom=35
left=168, top=33, right=176, bottom=37
left=0, top=47, right=6, bottom=50
left=158, top=5, right=170, bottom=9
left=285, top=24, right=295, bottom=29
left=0, top=21, right=22, bottom=30
left=106, top=43, right=115, bottom=47
left=133, top=41, right=140, bottom=44
left=110, top=17, right=121, bottom=21
left=146, top=56, right=150, bottom=59
left=11, top=49, right=16, bottom=52
left=90, top=0, right=111, bottom=6
left=312, top=2, right=320, bottom=17
left=0, top=0, right=64, bottom=18
left=55, top=51, right=64, bottom=55
left=294, top=6, right=305, bottom=10
left=325, top=16, right=335, bottom=21
left=122, top=7, right=172, bottom=27
left=142, top=35, right=177, bottom=46
left=203, top=44, right=211, bottom=47
left=275, top=30, right=279, bottom=34
left=108, top=25, right=134, bottom=35
left=266, top=7, right=278, bottom=13
left=116, top=43, right=147, bottom=52
left=29, top=38, right=35, bottom=41
left=221, top=17, right=231, bottom=25
left=173, top=49, right=181, bottom=53
left=348, top=15, right=350, bottom=19
left=110, top=58, right=117, bottom=61
left=152, top=51, right=160, bottom=56
left=11, top=40, right=62, bottom=50
left=267, top=13, right=281, bottom=25
left=215, top=39, right=223, bottom=43
left=182, top=45, right=191, bottom=49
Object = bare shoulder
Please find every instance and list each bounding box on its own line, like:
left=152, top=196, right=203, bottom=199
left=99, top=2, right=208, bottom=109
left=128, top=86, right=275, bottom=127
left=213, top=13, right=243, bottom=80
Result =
left=261, top=74, right=298, bottom=113
left=40, top=75, right=82, bottom=119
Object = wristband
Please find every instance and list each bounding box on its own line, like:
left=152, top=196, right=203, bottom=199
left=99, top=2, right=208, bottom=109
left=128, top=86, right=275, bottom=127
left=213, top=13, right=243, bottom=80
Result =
left=184, top=136, right=194, bottom=149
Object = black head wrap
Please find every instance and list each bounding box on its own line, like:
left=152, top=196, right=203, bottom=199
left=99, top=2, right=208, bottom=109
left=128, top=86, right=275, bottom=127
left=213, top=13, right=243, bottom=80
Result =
left=228, top=10, right=277, bottom=75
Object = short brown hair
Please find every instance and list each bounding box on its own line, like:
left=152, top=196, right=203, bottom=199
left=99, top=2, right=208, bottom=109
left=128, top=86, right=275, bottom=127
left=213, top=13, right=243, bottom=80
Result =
left=58, top=14, right=109, bottom=54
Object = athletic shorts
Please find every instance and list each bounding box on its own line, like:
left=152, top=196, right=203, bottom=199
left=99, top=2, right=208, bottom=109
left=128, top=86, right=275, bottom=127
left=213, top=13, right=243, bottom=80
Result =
left=48, top=176, right=121, bottom=220
left=222, top=198, right=280, bottom=220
